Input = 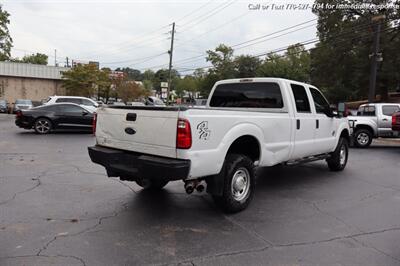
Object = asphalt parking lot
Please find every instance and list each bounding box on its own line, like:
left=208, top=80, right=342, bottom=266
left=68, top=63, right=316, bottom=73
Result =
left=1, top=114, right=400, bottom=266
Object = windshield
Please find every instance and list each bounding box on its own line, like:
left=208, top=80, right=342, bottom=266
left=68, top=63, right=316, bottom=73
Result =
left=0, top=100, right=6, bottom=106
left=15, top=99, right=32, bottom=105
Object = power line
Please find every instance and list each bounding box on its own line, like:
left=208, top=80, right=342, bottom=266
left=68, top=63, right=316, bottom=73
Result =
left=176, top=25, right=396, bottom=74
left=175, top=10, right=250, bottom=48
left=171, top=18, right=318, bottom=66
left=175, top=0, right=215, bottom=23
left=101, top=52, right=168, bottom=65
left=177, top=0, right=238, bottom=34
left=84, top=24, right=171, bottom=58
left=172, top=18, right=378, bottom=66
left=232, top=19, right=317, bottom=48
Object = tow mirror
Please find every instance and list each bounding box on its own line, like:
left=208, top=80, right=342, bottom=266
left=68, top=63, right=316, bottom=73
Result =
left=337, top=102, right=346, bottom=117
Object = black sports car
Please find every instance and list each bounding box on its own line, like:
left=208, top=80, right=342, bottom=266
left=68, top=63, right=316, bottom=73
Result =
left=15, top=103, right=94, bottom=134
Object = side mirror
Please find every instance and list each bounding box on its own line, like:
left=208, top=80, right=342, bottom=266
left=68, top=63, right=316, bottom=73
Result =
left=322, top=107, right=335, bottom=118
left=337, top=102, right=346, bottom=117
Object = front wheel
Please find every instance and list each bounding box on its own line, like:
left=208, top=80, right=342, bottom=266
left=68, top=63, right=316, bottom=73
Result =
left=354, top=129, right=372, bottom=148
left=34, top=118, right=52, bottom=134
left=327, top=138, right=349, bottom=171
left=212, top=154, right=255, bottom=213
left=135, top=179, right=169, bottom=190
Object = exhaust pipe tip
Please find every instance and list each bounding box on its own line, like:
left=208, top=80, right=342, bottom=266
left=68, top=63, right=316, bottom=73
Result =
left=185, top=184, right=194, bottom=194
left=196, top=184, right=204, bottom=193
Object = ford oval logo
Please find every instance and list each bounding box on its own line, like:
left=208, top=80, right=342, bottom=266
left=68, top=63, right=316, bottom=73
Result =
left=125, top=127, right=136, bottom=135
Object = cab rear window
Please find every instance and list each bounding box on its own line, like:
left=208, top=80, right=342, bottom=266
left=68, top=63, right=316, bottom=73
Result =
left=210, top=82, right=283, bottom=108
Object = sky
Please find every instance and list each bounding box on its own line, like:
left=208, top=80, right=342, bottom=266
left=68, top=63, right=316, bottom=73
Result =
left=3, top=0, right=317, bottom=73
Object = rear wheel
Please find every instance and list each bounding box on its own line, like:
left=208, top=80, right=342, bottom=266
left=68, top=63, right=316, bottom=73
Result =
left=135, top=179, right=169, bottom=190
left=354, top=129, right=372, bottom=148
left=327, top=137, right=349, bottom=171
left=34, top=118, right=52, bottom=134
left=212, top=154, right=255, bottom=213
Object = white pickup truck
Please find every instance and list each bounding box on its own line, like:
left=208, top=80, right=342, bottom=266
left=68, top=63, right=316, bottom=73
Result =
left=88, top=78, right=350, bottom=212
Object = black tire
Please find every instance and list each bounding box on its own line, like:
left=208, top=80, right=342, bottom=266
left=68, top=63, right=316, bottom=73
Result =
left=34, top=118, right=52, bottom=134
left=354, top=128, right=372, bottom=148
left=327, top=137, right=349, bottom=171
left=135, top=179, right=169, bottom=190
left=212, top=154, right=255, bottom=213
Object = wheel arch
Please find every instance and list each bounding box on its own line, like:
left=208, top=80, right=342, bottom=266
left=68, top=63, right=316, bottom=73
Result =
left=34, top=116, right=54, bottom=129
left=339, top=128, right=350, bottom=143
left=354, top=124, right=376, bottom=137
left=225, top=135, right=261, bottom=163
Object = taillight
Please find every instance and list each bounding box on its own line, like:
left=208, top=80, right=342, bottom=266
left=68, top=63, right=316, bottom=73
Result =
left=16, top=110, right=22, bottom=118
left=176, top=118, right=192, bottom=149
left=393, top=115, right=397, bottom=126
left=92, top=113, right=97, bottom=136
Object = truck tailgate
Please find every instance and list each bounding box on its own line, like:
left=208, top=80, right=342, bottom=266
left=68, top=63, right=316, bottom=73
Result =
left=95, top=107, right=179, bottom=158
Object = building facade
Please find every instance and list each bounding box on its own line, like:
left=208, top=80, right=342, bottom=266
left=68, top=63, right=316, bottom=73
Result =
left=0, top=62, right=69, bottom=104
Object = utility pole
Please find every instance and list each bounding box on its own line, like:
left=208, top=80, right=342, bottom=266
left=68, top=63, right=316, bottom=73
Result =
left=54, top=49, right=57, bottom=67
left=167, top=22, right=175, bottom=105
left=66, top=57, right=69, bottom=68
left=368, top=15, right=385, bottom=103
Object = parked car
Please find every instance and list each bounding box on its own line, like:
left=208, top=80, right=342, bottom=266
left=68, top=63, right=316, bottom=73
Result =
left=0, top=99, right=8, bottom=113
left=392, top=111, right=400, bottom=132
left=194, top=98, right=207, bottom=106
left=127, top=101, right=145, bottom=106
left=43, top=96, right=98, bottom=112
left=348, top=103, right=400, bottom=148
left=88, top=78, right=350, bottom=213
left=145, top=96, right=165, bottom=106
left=110, top=101, right=126, bottom=106
left=15, top=103, right=94, bottom=134
left=13, top=99, right=33, bottom=113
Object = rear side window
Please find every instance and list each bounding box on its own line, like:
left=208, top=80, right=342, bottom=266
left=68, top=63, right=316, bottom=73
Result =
left=59, top=104, right=84, bottom=113
left=56, top=98, right=82, bottom=104
left=382, top=105, right=400, bottom=116
left=40, top=105, right=59, bottom=112
left=291, top=84, right=311, bottom=113
left=81, top=99, right=95, bottom=106
left=357, top=106, right=376, bottom=116
left=210, top=82, right=284, bottom=108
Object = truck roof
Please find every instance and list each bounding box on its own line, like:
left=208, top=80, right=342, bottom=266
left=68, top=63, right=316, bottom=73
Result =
left=214, top=77, right=317, bottom=88
left=359, top=103, right=400, bottom=107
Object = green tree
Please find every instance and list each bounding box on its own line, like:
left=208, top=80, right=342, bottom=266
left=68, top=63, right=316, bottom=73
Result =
left=234, top=55, right=261, bottom=78
left=62, top=64, right=110, bottom=97
left=142, top=69, right=155, bottom=81
left=257, top=44, right=311, bottom=82
left=311, top=0, right=400, bottom=102
left=153, top=68, right=180, bottom=91
left=0, top=5, right=12, bottom=61
left=115, top=67, right=142, bottom=80
left=97, top=68, right=112, bottom=102
left=206, top=44, right=236, bottom=79
left=115, top=80, right=150, bottom=103
left=175, top=76, right=198, bottom=98
left=17, top=53, right=48, bottom=65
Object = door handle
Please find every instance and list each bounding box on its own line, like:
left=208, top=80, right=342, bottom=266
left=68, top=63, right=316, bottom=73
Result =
left=296, top=119, right=300, bottom=130
left=316, top=119, right=319, bottom=129
left=382, top=118, right=388, bottom=121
